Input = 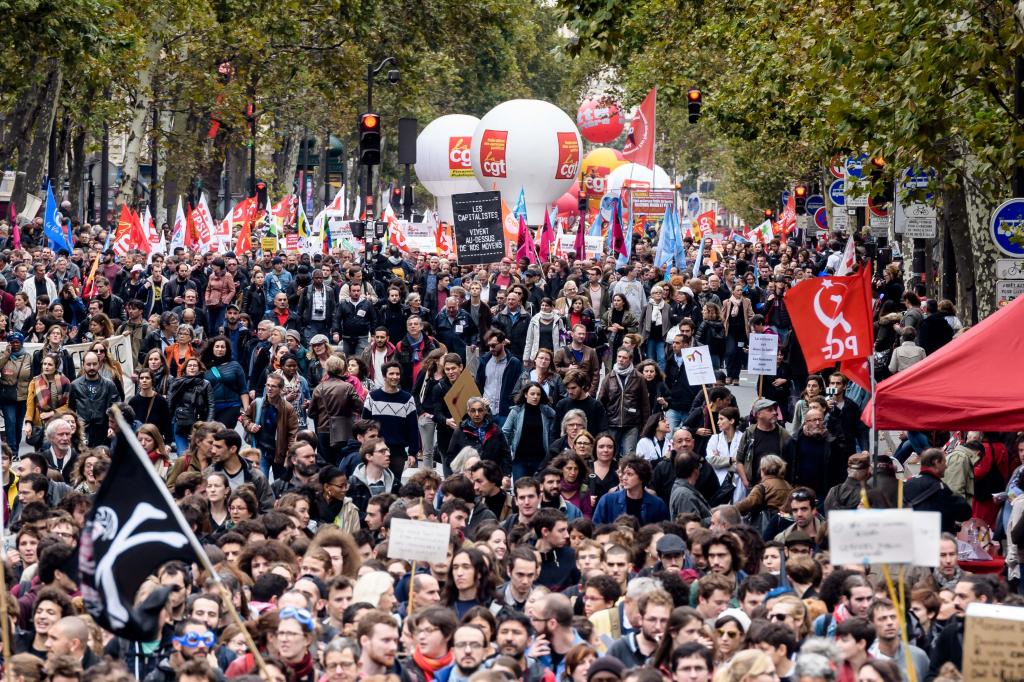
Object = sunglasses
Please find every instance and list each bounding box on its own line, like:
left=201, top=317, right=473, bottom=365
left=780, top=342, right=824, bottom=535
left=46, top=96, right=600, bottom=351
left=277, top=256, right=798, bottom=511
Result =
left=769, top=613, right=789, bottom=622
left=174, top=631, right=216, bottom=648
left=279, top=606, right=315, bottom=631
left=790, top=490, right=814, bottom=501
left=717, top=628, right=741, bottom=639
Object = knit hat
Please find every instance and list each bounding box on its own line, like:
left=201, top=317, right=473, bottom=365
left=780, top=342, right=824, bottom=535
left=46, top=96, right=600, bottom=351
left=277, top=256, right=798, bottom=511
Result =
left=587, top=657, right=625, bottom=682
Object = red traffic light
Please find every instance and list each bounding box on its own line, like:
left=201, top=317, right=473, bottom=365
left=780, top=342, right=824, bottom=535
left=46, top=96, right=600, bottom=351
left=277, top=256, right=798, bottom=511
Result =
left=687, top=88, right=701, bottom=102
left=362, top=114, right=379, bottom=129
left=764, top=208, right=775, bottom=219
left=794, top=184, right=807, bottom=198
left=871, top=155, right=885, bottom=168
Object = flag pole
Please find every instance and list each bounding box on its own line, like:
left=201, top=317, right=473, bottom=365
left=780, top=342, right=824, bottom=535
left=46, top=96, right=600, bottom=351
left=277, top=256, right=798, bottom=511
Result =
left=110, top=406, right=271, bottom=680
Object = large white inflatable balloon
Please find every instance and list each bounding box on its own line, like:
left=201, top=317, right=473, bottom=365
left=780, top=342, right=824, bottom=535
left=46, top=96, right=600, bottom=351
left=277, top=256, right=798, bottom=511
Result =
left=415, top=115, right=484, bottom=222
left=471, top=100, right=582, bottom=224
left=604, top=163, right=673, bottom=196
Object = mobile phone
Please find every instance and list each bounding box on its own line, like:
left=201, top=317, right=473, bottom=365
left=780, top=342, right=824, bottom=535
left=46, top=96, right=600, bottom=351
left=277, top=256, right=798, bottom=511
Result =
left=826, top=387, right=838, bottom=396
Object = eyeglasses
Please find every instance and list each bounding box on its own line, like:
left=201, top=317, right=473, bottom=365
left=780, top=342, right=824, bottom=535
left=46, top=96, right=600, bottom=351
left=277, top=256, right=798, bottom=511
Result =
left=278, top=607, right=315, bottom=631
left=769, top=613, right=789, bottom=622
left=415, top=625, right=440, bottom=637
left=174, top=631, right=216, bottom=648
left=453, top=641, right=485, bottom=650
left=329, top=660, right=358, bottom=670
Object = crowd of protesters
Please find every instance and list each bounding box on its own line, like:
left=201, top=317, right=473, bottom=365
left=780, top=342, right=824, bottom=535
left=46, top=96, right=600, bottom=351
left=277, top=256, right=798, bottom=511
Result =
left=0, top=213, right=1019, bottom=682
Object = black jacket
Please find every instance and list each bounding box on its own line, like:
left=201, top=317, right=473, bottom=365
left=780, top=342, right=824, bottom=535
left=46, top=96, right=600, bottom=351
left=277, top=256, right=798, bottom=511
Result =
left=298, top=284, right=338, bottom=328
left=168, top=375, right=216, bottom=434
left=917, top=313, right=954, bottom=356
left=447, top=416, right=512, bottom=474
left=242, top=284, right=268, bottom=322
left=335, top=297, right=375, bottom=338
left=904, top=470, right=972, bottom=533
left=492, top=308, right=532, bottom=360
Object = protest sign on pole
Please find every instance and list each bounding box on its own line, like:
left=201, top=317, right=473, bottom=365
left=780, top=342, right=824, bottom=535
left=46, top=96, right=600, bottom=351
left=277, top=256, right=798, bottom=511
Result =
left=747, top=333, right=779, bottom=376
left=827, top=510, right=940, bottom=565
left=451, top=191, right=505, bottom=265
left=963, top=603, right=1024, bottom=682
left=682, top=346, right=717, bottom=386
left=388, top=519, right=455, bottom=565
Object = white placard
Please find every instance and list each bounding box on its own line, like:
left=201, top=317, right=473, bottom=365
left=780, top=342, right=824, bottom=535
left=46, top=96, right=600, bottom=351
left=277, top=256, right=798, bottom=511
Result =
left=2, top=334, right=135, bottom=399
left=0, top=171, right=15, bottom=202
left=557, top=234, right=602, bottom=259
left=387, top=518, right=454, bottom=564
left=829, top=509, right=915, bottom=564
left=682, top=345, right=717, bottom=386
left=747, top=333, right=779, bottom=376
left=18, top=193, right=42, bottom=222
left=912, top=511, right=942, bottom=567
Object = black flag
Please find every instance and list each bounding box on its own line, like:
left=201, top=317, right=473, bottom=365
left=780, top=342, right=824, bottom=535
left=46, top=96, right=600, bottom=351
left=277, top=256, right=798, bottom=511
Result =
left=78, top=409, right=196, bottom=641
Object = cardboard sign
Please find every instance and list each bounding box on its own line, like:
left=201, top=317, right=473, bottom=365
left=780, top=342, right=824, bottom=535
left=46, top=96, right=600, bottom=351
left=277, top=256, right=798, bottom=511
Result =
left=452, top=191, right=505, bottom=265
left=682, top=345, right=717, bottom=386
left=827, top=510, right=941, bottom=565
left=747, top=333, right=778, bottom=376
left=443, top=369, right=481, bottom=424
left=963, top=602, right=1024, bottom=682
left=7, top=334, right=136, bottom=399
left=387, top=518, right=454, bottom=564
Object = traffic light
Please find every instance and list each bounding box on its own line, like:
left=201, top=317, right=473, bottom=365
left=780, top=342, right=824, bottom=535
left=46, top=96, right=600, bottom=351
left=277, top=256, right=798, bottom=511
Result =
left=359, top=113, right=381, bottom=166
left=255, top=180, right=268, bottom=206
left=794, top=184, right=808, bottom=215
left=687, top=89, right=702, bottom=124
left=764, top=208, right=775, bottom=222
left=869, top=156, right=892, bottom=208
left=391, top=186, right=402, bottom=210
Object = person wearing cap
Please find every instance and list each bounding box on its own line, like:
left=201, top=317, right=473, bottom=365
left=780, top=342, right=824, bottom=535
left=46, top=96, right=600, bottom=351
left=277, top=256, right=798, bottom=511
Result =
left=121, top=262, right=150, bottom=307
left=735, top=397, right=792, bottom=489
left=649, top=534, right=689, bottom=575
left=587, top=657, right=625, bottom=682
left=824, top=452, right=873, bottom=512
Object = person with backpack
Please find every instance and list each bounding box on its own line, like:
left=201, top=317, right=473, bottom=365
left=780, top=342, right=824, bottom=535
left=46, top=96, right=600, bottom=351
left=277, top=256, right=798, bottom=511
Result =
left=903, top=448, right=972, bottom=533
left=970, top=433, right=1011, bottom=528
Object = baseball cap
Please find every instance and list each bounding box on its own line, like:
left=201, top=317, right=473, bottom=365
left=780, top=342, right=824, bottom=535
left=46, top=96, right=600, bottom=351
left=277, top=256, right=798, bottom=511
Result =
left=752, top=398, right=777, bottom=413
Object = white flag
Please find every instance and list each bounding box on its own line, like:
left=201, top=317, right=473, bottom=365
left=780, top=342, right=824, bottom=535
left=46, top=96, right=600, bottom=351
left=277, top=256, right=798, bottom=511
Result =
left=192, top=194, right=217, bottom=254
left=837, top=236, right=857, bottom=275
left=169, top=197, right=186, bottom=251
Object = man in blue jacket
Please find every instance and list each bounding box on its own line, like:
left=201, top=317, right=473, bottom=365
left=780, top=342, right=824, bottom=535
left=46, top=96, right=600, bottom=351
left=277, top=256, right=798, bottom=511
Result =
left=592, top=455, right=669, bottom=525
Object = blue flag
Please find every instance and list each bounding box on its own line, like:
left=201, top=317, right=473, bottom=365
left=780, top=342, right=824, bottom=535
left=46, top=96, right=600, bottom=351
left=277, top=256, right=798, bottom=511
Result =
left=691, top=235, right=705, bottom=278
left=616, top=201, right=631, bottom=268
left=44, top=183, right=72, bottom=253
left=654, top=208, right=677, bottom=271
left=512, top=187, right=527, bottom=221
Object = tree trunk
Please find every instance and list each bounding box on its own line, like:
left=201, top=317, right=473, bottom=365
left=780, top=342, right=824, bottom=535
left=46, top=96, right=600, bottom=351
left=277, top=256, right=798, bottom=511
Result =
left=273, top=127, right=300, bottom=195
left=68, top=125, right=87, bottom=221
left=311, top=130, right=327, bottom=209
left=961, top=155, right=1000, bottom=322
left=17, top=61, right=63, bottom=207
left=940, top=184, right=976, bottom=324
left=115, top=34, right=162, bottom=211
left=0, top=64, right=45, bottom=169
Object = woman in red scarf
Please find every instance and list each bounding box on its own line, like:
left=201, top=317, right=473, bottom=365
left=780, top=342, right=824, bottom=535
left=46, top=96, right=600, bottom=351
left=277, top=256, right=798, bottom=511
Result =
left=275, top=607, right=320, bottom=682
left=23, top=353, right=71, bottom=442
left=407, top=606, right=456, bottom=682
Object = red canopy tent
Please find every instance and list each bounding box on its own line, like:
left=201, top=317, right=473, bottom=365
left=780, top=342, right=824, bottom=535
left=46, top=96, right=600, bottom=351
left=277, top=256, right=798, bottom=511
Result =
left=864, top=293, right=1024, bottom=431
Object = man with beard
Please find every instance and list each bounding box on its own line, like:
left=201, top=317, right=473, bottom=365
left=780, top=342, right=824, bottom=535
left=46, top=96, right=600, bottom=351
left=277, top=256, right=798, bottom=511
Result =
left=298, top=269, right=337, bottom=344
left=606, top=589, right=673, bottom=667
left=68, top=351, right=120, bottom=447
left=492, top=611, right=553, bottom=682
left=530, top=594, right=584, bottom=679
left=736, top=398, right=793, bottom=489
left=272, top=441, right=319, bottom=497
left=789, top=407, right=838, bottom=502
left=444, top=624, right=489, bottom=682
left=538, top=468, right=583, bottom=520
left=357, top=610, right=410, bottom=679
left=531, top=508, right=578, bottom=592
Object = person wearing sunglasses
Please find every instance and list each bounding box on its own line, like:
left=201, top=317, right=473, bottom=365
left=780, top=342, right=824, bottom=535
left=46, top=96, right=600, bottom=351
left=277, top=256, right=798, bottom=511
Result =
left=276, top=607, right=318, bottom=681
left=713, top=609, right=750, bottom=665
left=146, top=620, right=218, bottom=682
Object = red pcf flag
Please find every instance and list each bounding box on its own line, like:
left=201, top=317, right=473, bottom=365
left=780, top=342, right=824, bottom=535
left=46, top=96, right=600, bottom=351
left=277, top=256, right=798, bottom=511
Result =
left=785, top=266, right=874, bottom=373
left=622, top=88, right=656, bottom=170
left=779, top=192, right=796, bottom=236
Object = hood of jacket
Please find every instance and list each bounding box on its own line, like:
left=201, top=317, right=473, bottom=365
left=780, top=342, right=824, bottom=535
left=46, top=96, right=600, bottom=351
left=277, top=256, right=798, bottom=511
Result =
left=352, top=462, right=396, bottom=490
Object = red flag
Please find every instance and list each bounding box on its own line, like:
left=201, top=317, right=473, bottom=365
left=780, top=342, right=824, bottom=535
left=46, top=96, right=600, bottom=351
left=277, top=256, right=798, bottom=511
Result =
left=839, top=357, right=872, bottom=391
left=573, top=221, right=587, bottom=261
left=184, top=203, right=197, bottom=250
left=611, top=202, right=627, bottom=258
left=515, top=215, right=537, bottom=263
left=538, top=210, right=555, bottom=261
left=779, top=191, right=796, bottom=236
left=112, top=204, right=134, bottom=255
left=785, top=266, right=874, bottom=373
left=11, top=202, right=20, bottom=250
left=622, top=88, right=656, bottom=170
left=234, top=199, right=256, bottom=256
left=129, top=208, right=151, bottom=254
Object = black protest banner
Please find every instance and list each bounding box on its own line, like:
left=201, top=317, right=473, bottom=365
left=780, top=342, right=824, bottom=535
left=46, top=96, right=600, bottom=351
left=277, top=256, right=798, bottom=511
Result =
left=452, top=191, right=505, bottom=265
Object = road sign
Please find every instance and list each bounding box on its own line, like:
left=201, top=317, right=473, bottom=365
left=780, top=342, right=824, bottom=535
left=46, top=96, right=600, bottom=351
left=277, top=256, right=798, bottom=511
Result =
left=832, top=209, right=850, bottom=230
left=995, top=259, right=1024, bottom=280
left=814, top=207, right=829, bottom=232
left=896, top=201, right=937, bottom=238
left=996, top=279, right=1024, bottom=307
left=868, top=196, right=889, bottom=218
left=868, top=196, right=891, bottom=235
left=781, top=190, right=791, bottom=207
left=806, top=194, right=825, bottom=215
left=990, top=198, right=1024, bottom=258
left=829, top=180, right=845, bottom=206
left=829, top=155, right=845, bottom=179
left=845, top=154, right=867, bottom=179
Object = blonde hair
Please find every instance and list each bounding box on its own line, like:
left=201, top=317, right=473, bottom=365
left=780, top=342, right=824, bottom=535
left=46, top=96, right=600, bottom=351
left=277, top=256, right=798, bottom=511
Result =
left=712, top=650, right=776, bottom=682
left=351, top=571, right=395, bottom=609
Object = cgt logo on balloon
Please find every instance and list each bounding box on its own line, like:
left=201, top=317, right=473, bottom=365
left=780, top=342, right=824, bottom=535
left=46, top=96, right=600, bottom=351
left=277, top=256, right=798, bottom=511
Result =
left=448, top=136, right=473, bottom=177
left=479, top=129, right=508, bottom=178
left=556, top=132, right=580, bottom=180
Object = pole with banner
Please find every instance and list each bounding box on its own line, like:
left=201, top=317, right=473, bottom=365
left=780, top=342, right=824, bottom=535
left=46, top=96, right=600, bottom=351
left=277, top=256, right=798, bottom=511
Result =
left=681, top=345, right=718, bottom=434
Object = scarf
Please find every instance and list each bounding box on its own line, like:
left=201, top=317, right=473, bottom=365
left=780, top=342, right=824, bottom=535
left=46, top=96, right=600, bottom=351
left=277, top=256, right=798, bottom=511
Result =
left=537, top=310, right=557, bottom=324
left=413, top=648, right=454, bottom=682
left=651, top=300, right=665, bottom=326
left=404, top=334, right=425, bottom=364
left=35, top=374, right=70, bottom=411
left=286, top=652, right=315, bottom=680
left=613, top=363, right=633, bottom=382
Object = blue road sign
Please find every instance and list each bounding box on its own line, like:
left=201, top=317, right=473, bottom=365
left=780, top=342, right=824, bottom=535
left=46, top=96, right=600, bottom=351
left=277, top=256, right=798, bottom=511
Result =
left=845, top=154, right=868, bottom=180
left=991, top=198, right=1024, bottom=257
left=829, top=180, right=846, bottom=206
left=806, top=194, right=825, bottom=214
